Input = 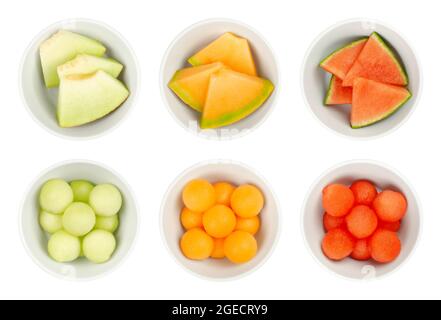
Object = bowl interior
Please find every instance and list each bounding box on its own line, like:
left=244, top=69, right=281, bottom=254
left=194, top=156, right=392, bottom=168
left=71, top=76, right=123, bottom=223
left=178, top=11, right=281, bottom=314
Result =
left=21, top=162, right=138, bottom=280
left=21, top=19, right=138, bottom=139
left=161, top=20, right=279, bottom=140
left=303, top=20, right=420, bottom=139
left=303, top=161, right=420, bottom=280
left=162, top=162, right=280, bottom=279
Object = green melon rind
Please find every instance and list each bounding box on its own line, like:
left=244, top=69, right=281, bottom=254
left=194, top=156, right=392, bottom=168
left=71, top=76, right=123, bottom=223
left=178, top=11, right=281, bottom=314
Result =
left=351, top=91, right=412, bottom=129
left=200, top=80, right=274, bottom=129
left=168, top=71, right=203, bottom=112
left=187, top=56, right=201, bottom=66
left=324, top=76, right=336, bottom=105
left=319, top=38, right=368, bottom=68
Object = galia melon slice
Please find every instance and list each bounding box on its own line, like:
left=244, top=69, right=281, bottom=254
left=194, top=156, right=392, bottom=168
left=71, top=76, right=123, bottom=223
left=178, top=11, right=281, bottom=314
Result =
left=40, top=30, right=107, bottom=88
left=201, top=69, right=274, bottom=129
left=351, top=78, right=411, bottom=128
left=320, top=38, right=368, bottom=80
left=343, top=33, right=408, bottom=87
left=188, top=33, right=257, bottom=76
left=57, top=70, right=129, bottom=128
left=168, top=62, right=225, bottom=112
left=325, top=76, right=352, bottom=105
left=57, top=54, right=123, bottom=79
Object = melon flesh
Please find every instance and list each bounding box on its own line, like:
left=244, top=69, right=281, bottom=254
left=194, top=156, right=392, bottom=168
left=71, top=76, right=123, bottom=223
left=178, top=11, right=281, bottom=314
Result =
left=201, top=69, right=274, bottom=129
left=168, top=62, right=225, bottom=112
left=351, top=78, right=411, bottom=128
left=188, top=33, right=257, bottom=76
left=325, top=76, right=352, bottom=105
left=343, top=33, right=408, bottom=87
left=57, top=54, right=123, bottom=79
left=57, top=70, right=129, bottom=127
left=320, top=38, right=367, bottom=80
left=40, top=30, right=107, bottom=88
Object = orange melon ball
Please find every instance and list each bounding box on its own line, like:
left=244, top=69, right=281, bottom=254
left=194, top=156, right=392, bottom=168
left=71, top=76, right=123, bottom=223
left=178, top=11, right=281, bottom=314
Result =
left=231, top=184, right=264, bottom=218
left=211, top=238, right=226, bottom=259
left=180, top=207, right=203, bottom=230
left=224, top=231, right=258, bottom=264
left=345, top=205, right=378, bottom=239
left=322, top=184, right=355, bottom=217
left=235, top=216, right=261, bottom=235
left=322, top=228, right=355, bottom=261
left=350, top=180, right=378, bottom=206
left=180, top=228, right=214, bottom=261
left=369, top=229, right=401, bottom=263
left=203, top=205, right=237, bottom=238
left=351, top=239, right=371, bottom=261
left=373, top=190, right=407, bottom=222
left=323, top=212, right=346, bottom=232
left=182, top=179, right=216, bottom=213
left=213, top=182, right=236, bottom=206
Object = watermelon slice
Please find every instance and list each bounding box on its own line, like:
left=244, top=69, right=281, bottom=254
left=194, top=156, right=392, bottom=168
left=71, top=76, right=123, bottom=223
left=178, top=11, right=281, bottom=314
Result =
left=343, top=33, right=408, bottom=87
left=325, top=76, right=352, bottom=105
left=320, top=38, right=368, bottom=80
left=351, top=78, right=411, bottom=128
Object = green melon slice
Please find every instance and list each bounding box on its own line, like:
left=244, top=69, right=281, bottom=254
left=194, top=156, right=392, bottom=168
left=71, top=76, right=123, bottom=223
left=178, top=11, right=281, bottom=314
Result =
left=57, top=70, right=129, bottom=128
left=320, top=38, right=368, bottom=80
left=325, top=76, right=352, bottom=105
left=40, top=30, right=107, bottom=88
left=57, top=54, right=123, bottom=79
left=351, top=78, right=411, bottom=128
left=343, top=33, right=408, bottom=87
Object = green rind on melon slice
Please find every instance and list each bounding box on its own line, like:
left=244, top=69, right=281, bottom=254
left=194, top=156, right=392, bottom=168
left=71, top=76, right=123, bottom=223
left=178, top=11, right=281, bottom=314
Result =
left=168, top=70, right=203, bottom=112
left=324, top=76, right=352, bottom=105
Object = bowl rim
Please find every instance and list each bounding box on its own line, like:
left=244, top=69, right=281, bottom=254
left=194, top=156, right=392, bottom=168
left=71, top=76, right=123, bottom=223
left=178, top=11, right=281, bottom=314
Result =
left=18, top=17, right=141, bottom=141
left=159, top=17, right=281, bottom=141
left=300, top=17, right=423, bottom=141
left=300, top=159, right=423, bottom=281
left=19, top=159, right=140, bottom=282
left=159, top=159, right=282, bottom=281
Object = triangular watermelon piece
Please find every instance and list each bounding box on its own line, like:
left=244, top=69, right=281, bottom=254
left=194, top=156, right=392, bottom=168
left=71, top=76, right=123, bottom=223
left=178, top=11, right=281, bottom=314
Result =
left=351, top=78, right=411, bottom=128
left=320, top=38, right=368, bottom=80
left=325, top=76, right=352, bottom=105
left=343, top=33, right=408, bottom=87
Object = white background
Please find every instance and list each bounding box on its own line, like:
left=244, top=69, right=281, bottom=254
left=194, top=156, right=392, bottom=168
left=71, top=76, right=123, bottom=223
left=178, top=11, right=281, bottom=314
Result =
left=0, top=0, right=436, bottom=300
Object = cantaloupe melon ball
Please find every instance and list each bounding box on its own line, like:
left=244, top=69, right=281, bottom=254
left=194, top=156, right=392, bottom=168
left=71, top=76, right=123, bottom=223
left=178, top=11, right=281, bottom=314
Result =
left=211, top=238, right=226, bottom=259
left=180, top=207, right=203, bottom=230
left=39, top=210, right=63, bottom=234
left=180, top=228, right=214, bottom=261
left=89, top=184, right=122, bottom=217
left=213, top=182, right=236, bottom=206
left=70, top=180, right=94, bottom=203
left=231, top=184, right=264, bottom=218
left=62, top=202, right=96, bottom=237
left=48, top=230, right=81, bottom=263
left=83, top=230, right=116, bottom=264
left=39, top=179, right=74, bottom=214
left=224, top=231, right=258, bottom=264
left=235, top=216, right=260, bottom=235
left=203, top=205, right=237, bottom=239
left=95, top=215, right=119, bottom=233
left=182, top=179, right=216, bottom=213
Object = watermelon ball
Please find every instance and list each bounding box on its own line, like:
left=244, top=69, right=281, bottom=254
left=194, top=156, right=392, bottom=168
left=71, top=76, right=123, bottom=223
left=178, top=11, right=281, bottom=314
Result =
left=350, top=180, right=378, bottom=206
left=322, top=184, right=355, bottom=217
left=345, top=205, right=378, bottom=239
left=373, top=190, right=407, bottom=222
left=351, top=239, right=371, bottom=261
left=379, top=220, right=401, bottom=232
left=369, top=229, right=401, bottom=263
left=322, top=228, right=355, bottom=261
left=323, top=213, right=346, bottom=232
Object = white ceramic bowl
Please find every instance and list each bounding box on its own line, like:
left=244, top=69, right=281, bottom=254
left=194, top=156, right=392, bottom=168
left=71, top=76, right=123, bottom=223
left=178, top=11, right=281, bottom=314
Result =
left=303, top=160, right=421, bottom=280
left=20, top=160, right=138, bottom=280
left=20, top=19, right=139, bottom=140
left=302, top=19, right=422, bottom=139
left=160, top=19, right=279, bottom=140
left=161, top=160, right=280, bottom=280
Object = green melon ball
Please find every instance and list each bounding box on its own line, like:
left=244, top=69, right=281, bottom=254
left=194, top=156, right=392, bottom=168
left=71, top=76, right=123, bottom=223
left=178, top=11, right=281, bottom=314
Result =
left=39, top=179, right=74, bottom=214
left=70, top=180, right=94, bottom=203
left=39, top=210, right=63, bottom=234
left=89, top=184, right=122, bottom=217
left=95, top=215, right=119, bottom=233
left=83, top=230, right=116, bottom=264
left=48, top=230, right=81, bottom=263
left=62, top=202, right=96, bottom=237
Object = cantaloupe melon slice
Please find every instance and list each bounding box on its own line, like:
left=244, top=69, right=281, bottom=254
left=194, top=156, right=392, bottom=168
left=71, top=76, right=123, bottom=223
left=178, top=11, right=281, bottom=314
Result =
left=188, top=33, right=257, bottom=76
left=57, top=54, right=123, bottom=79
left=351, top=78, right=411, bottom=128
left=343, top=33, right=408, bottom=87
left=325, top=76, right=352, bottom=105
left=320, top=38, right=368, bottom=80
left=40, top=30, right=107, bottom=88
left=168, top=62, right=225, bottom=112
left=201, top=69, right=274, bottom=129
left=57, top=70, right=129, bottom=128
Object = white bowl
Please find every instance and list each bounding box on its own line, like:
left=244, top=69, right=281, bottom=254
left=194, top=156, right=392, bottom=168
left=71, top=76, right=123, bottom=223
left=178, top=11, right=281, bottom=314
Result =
left=302, top=19, right=422, bottom=139
left=20, top=18, right=139, bottom=140
left=302, top=160, right=421, bottom=280
left=160, top=19, right=279, bottom=140
left=161, top=160, right=280, bottom=280
left=20, top=160, right=139, bottom=280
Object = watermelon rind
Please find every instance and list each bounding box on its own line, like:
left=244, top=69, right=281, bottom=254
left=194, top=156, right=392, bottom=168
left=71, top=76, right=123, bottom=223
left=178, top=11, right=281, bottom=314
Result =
left=324, top=76, right=335, bottom=105
left=319, top=38, right=368, bottom=68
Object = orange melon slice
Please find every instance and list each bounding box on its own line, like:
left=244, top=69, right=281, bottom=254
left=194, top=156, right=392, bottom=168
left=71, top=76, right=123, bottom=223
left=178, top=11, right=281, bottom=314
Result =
left=325, top=76, right=353, bottom=105
left=188, top=33, right=257, bottom=76
left=201, top=69, right=274, bottom=129
left=168, top=62, right=225, bottom=112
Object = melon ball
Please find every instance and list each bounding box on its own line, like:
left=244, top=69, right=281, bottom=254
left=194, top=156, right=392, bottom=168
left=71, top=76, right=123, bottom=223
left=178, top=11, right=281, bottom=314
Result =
left=180, top=207, right=203, bottom=230
left=70, top=180, right=94, bottom=203
left=213, top=182, right=236, bottom=206
left=39, top=179, right=73, bottom=214
left=224, top=231, right=258, bottom=264
left=89, top=184, right=123, bottom=217
left=203, top=205, right=237, bottom=238
left=62, top=202, right=96, bottom=237
left=83, top=230, right=116, bottom=264
left=369, top=229, right=401, bottom=263
left=39, top=210, right=63, bottom=234
left=48, top=230, right=81, bottom=263
left=95, top=215, right=119, bottom=233
left=235, top=216, right=261, bottom=235
left=180, top=228, right=214, bottom=261
left=322, top=184, right=354, bottom=217
left=231, top=185, right=265, bottom=218
left=373, top=190, right=407, bottom=222
left=322, top=228, right=355, bottom=261
left=211, top=238, right=226, bottom=259
left=182, top=179, right=216, bottom=213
